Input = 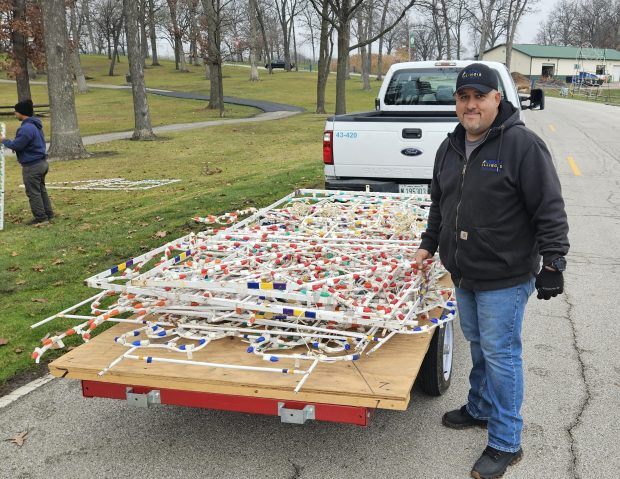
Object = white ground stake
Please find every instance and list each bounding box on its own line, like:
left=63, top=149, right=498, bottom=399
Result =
left=0, top=122, right=5, bottom=231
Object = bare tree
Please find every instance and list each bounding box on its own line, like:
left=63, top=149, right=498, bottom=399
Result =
left=504, top=0, right=535, bottom=69
left=313, top=0, right=334, bottom=113
left=10, top=0, right=31, bottom=101
left=41, top=0, right=89, bottom=160
left=69, top=0, right=89, bottom=93
left=202, top=0, right=225, bottom=115
left=448, top=0, right=470, bottom=59
left=81, top=0, right=98, bottom=53
left=274, top=0, right=298, bottom=70
left=166, top=0, right=189, bottom=71
left=147, top=0, right=161, bottom=64
left=123, top=0, right=155, bottom=139
left=311, top=0, right=416, bottom=114
left=375, top=0, right=390, bottom=80
left=249, top=0, right=260, bottom=80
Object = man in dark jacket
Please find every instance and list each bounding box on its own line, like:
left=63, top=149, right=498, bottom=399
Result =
left=1, top=99, right=53, bottom=225
left=414, top=63, right=569, bottom=479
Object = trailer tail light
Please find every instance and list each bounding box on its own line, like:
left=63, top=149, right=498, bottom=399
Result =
left=323, top=131, right=334, bottom=164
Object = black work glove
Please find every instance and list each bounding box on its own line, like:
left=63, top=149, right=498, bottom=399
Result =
left=535, top=268, right=564, bottom=300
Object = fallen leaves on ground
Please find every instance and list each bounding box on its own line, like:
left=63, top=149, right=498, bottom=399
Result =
left=31, top=298, right=49, bottom=304
left=10, top=251, right=19, bottom=257
left=52, top=259, right=65, bottom=265
left=153, top=231, right=167, bottom=238
left=0, top=338, right=8, bottom=346
left=7, top=266, right=20, bottom=272
left=16, top=280, right=26, bottom=285
left=6, top=431, right=28, bottom=447
left=31, top=265, right=45, bottom=272
left=52, top=280, right=65, bottom=287
left=14, top=348, right=23, bottom=354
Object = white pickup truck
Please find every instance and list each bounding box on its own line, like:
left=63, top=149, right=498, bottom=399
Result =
left=323, top=60, right=544, bottom=194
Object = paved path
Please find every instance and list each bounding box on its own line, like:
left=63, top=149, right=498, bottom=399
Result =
left=0, top=79, right=303, bottom=152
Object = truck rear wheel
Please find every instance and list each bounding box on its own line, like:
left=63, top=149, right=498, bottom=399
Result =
left=417, top=321, right=453, bottom=396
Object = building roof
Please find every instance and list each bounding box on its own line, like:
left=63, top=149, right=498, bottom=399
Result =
left=486, top=44, right=620, bottom=61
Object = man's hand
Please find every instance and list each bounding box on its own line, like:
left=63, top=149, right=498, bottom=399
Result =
left=413, top=248, right=432, bottom=273
left=535, top=268, right=564, bottom=300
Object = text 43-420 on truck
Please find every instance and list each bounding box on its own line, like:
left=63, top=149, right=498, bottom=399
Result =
left=323, top=60, right=544, bottom=194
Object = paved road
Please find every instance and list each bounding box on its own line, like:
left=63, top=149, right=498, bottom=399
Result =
left=1, top=97, right=618, bottom=479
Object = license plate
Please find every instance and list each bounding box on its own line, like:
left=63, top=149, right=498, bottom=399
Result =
left=399, top=184, right=429, bottom=195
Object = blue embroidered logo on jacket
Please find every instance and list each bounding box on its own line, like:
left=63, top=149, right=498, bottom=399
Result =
left=481, top=159, right=503, bottom=172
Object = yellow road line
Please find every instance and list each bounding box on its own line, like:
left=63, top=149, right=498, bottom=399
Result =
left=549, top=124, right=556, bottom=132
left=567, top=156, right=582, bottom=176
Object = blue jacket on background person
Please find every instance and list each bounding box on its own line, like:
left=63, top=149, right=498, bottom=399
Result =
left=2, top=116, right=47, bottom=165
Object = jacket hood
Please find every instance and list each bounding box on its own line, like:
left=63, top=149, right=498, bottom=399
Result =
left=23, top=116, right=43, bottom=130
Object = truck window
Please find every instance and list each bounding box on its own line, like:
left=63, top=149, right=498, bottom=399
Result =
left=384, top=68, right=505, bottom=106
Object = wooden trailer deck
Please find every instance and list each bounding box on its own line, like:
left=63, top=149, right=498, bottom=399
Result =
left=49, top=322, right=434, bottom=411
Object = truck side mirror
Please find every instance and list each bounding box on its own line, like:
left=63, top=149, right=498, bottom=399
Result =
left=375, top=98, right=380, bottom=111
left=520, top=88, right=545, bottom=110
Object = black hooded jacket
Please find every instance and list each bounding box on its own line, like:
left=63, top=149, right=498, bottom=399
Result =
left=419, top=101, right=569, bottom=291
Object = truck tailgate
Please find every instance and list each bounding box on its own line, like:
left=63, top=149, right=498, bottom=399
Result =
left=331, top=118, right=458, bottom=179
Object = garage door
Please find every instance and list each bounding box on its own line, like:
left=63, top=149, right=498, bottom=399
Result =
left=613, top=65, right=620, bottom=82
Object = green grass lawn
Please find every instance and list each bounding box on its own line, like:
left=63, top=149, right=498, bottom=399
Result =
left=0, top=55, right=381, bottom=385
left=76, top=54, right=381, bottom=114
left=542, top=86, right=620, bottom=105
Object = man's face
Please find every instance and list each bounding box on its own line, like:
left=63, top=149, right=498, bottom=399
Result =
left=455, top=88, right=501, bottom=140
left=14, top=111, right=26, bottom=121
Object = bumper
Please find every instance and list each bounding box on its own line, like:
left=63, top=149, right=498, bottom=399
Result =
left=325, top=178, right=401, bottom=193
left=325, top=178, right=431, bottom=193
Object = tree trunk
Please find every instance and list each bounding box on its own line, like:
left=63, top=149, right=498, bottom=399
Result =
left=254, top=1, right=271, bottom=73
left=69, top=1, right=88, bottom=93
left=357, top=13, right=370, bottom=91
left=292, top=14, right=299, bottom=71
left=440, top=0, right=452, bottom=59
left=148, top=0, right=160, bottom=65
left=11, top=0, right=31, bottom=101
left=139, top=0, right=149, bottom=62
left=41, top=0, right=89, bottom=160
left=249, top=0, right=260, bottom=81
left=123, top=0, right=155, bottom=140
left=315, top=0, right=331, bottom=113
left=335, top=19, right=350, bottom=115
left=477, top=0, right=496, bottom=60
left=109, top=21, right=123, bottom=76
left=505, top=0, right=528, bottom=70
left=376, top=0, right=389, bottom=81
left=202, top=0, right=224, bottom=115
left=189, top=0, right=199, bottom=65
left=82, top=0, right=97, bottom=53
left=167, top=0, right=181, bottom=69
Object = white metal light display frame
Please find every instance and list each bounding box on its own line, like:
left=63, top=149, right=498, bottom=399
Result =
left=31, top=189, right=456, bottom=392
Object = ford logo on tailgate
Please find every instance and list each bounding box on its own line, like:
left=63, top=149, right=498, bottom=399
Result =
left=401, top=147, right=423, bottom=156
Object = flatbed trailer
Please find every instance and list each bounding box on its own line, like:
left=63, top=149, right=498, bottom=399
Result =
left=44, top=190, right=455, bottom=426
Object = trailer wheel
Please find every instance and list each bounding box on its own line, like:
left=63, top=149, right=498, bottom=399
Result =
left=417, top=321, right=453, bottom=396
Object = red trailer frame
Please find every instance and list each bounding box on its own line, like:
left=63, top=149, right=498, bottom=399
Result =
left=81, top=380, right=372, bottom=426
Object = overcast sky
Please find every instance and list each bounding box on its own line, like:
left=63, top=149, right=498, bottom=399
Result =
left=514, top=1, right=555, bottom=44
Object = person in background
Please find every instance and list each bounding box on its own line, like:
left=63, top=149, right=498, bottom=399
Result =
left=414, top=63, right=569, bottom=479
left=1, top=99, right=54, bottom=225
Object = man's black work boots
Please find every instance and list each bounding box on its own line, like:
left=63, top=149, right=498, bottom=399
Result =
left=442, top=405, right=488, bottom=429
left=471, top=446, right=523, bottom=479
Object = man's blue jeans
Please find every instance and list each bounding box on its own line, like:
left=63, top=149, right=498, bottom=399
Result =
left=455, top=278, right=535, bottom=453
